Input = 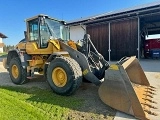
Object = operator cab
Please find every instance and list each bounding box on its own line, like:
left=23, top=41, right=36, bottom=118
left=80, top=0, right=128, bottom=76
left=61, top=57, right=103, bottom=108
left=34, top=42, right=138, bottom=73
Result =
left=26, top=14, right=69, bottom=48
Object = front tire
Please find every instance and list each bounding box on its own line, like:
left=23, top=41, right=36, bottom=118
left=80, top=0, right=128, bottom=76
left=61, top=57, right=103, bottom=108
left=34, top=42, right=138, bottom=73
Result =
left=47, top=57, right=82, bottom=95
left=9, top=57, right=28, bottom=84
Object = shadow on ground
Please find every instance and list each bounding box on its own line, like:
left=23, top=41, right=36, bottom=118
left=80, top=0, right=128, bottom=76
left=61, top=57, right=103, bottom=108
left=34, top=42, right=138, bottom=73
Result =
left=0, top=56, right=7, bottom=62
left=139, top=59, right=160, bottom=72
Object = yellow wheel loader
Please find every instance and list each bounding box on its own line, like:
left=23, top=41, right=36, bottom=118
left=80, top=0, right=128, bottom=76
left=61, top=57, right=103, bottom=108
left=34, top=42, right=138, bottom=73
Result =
left=3, top=14, right=156, bottom=119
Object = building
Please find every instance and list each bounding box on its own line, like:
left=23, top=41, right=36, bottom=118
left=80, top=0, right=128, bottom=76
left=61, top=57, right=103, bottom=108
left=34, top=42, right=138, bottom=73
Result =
left=0, top=32, right=7, bottom=53
left=67, top=2, right=160, bottom=60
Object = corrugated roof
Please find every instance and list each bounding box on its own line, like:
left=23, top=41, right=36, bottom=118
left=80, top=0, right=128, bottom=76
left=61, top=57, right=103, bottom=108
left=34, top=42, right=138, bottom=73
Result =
left=0, top=32, right=7, bottom=38
left=67, top=1, right=160, bottom=25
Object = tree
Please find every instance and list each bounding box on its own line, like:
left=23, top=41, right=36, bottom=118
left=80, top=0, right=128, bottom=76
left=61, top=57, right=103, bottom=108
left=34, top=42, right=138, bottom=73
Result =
left=3, top=45, right=15, bottom=52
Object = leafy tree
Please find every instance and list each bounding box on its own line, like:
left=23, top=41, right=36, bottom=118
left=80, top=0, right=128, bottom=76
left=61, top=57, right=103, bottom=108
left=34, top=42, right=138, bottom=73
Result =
left=3, top=45, right=15, bottom=52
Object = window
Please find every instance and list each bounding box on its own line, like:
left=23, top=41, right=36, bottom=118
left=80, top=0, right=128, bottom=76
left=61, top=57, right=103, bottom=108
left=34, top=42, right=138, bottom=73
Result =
left=40, top=23, right=51, bottom=47
left=28, top=19, right=39, bottom=41
left=45, top=18, right=69, bottom=40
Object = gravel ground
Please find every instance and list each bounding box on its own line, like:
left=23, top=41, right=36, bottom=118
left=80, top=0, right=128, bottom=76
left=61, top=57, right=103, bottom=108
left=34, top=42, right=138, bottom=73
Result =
left=0, top=60, right=49, bottom=89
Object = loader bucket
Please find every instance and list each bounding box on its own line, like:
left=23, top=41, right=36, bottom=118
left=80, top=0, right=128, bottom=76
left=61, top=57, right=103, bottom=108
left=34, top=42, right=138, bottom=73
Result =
left=99, top=56, right=156, bottom=120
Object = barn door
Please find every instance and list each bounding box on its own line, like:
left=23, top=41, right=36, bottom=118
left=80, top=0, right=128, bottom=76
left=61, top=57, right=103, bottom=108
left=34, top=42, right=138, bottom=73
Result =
left=87, top=23, right=109, bottom=60
left=110, top=19, right=138, bottom=61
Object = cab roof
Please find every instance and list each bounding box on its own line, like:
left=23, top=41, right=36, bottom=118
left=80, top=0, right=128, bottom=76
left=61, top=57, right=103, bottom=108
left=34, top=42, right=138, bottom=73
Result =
left=25, top=14, right=64, bottom=23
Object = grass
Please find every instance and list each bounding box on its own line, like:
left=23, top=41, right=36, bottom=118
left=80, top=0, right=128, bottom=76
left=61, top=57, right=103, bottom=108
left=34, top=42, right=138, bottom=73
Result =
left=0, top=52, right=7, bottom=57
left=0, top=86, right=83, bottom=120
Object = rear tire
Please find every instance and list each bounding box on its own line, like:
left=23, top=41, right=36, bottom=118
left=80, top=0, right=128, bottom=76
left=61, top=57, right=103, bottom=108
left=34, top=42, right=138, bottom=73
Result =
left=47, top=56, right=82, bottom=95
left=9, top=57, right=28, bottom=84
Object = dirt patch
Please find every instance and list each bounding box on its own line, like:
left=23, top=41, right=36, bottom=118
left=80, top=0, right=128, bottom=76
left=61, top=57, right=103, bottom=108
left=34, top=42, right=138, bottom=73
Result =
left=68, top=83, right=115, bottom=120
left=0, top=61, right=116, bottom=120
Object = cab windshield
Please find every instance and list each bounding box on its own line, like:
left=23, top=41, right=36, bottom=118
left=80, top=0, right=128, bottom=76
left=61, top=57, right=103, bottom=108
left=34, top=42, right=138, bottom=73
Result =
left=45, top=18, right=69, bottom=40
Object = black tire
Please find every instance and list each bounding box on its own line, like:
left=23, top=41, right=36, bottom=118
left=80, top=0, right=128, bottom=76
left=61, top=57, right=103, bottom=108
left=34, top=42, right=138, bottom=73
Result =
left=9, top=57, right=28, bottom=84
left=47, top=56, right=82, bottom=95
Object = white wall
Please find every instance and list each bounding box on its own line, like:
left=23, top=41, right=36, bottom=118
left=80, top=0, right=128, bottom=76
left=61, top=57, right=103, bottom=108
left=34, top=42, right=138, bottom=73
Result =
left=146, top=34, right=160, bottom=39
left=0, top=38, right=3, bottom=53
left=0, top=48, right=3, bottom=53
left=70, top=25, right=86, bottom=42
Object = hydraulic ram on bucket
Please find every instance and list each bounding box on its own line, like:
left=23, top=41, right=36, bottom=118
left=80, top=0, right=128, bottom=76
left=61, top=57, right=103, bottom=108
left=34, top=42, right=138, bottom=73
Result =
left=99, top=56, right=157, bottom=120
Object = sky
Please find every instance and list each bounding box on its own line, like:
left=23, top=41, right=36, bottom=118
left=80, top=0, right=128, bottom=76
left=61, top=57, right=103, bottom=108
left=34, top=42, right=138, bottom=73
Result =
left=0, top=0, right=159, bottom=45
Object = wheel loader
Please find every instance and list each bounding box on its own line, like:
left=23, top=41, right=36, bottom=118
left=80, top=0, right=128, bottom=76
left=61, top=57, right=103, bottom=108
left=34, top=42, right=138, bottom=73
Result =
left=3, top=14, right=157, bottom=120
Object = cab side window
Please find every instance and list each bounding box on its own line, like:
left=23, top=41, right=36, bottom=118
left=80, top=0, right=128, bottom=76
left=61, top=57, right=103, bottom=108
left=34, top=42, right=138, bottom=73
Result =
left=40, top=23, right=51, bottom=47
left=28, top=19, right=39, bottom=41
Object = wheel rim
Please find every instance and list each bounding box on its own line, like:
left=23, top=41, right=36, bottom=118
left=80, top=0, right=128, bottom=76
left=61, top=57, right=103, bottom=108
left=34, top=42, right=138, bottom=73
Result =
left=52, top=67, right=67, bottom=87
left=12, top=65, right=19, bottom=79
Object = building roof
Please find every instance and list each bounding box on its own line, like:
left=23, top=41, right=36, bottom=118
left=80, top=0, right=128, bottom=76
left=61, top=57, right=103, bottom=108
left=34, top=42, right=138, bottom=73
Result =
left=67, top=1, right=160, bottom=25
left=0, top=32, right=7, bottom=38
